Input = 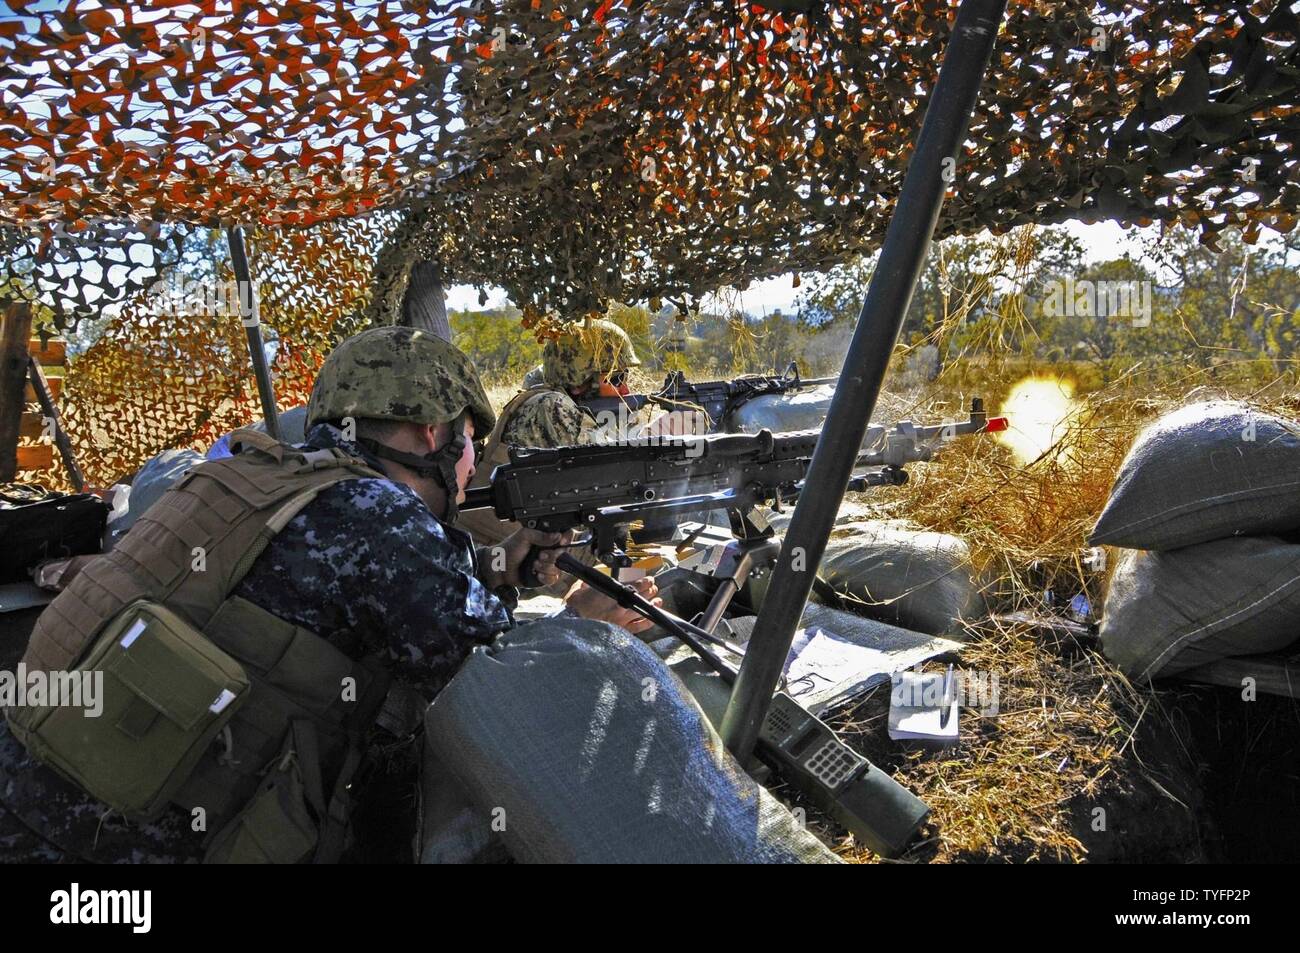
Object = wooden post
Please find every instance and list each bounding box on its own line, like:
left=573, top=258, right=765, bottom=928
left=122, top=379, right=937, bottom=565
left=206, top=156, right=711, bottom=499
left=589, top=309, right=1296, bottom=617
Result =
left=401, top=260, right=453, bottom=342
left=0, top=301, right=34, bottom=482
left=28, top=355, right=84, bottom=491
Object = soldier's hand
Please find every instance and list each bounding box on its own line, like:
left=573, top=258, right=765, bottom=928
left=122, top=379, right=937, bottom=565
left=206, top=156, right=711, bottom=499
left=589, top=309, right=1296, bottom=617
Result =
left=493, top=528, right=570, bottom=588
left=563, top=577, right=661, bottom=634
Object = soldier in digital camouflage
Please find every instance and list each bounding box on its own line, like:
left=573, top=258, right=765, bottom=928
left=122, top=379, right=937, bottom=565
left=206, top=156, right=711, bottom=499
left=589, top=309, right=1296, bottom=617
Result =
left=502, top=317, right=648, bottom=447
left=0, top=326, right=658, bottom=863
left=459, top=317, right=705, bottom=552
left=458, top=318, right=656, bottom=551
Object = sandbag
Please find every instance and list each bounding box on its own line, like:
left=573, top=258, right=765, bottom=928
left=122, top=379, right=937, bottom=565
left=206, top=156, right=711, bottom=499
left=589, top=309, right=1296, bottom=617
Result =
left=110, top=448, right=205, bottom=535
left=423, top=616, right=839, bottom=863
left=727, top=383, right=838, bottom=433
left=724, top=385, right=910, bottom=443
left=206, top=406, right=309, bottom=460
left=1090, top=401, right=1300, bottom=551
left=767, top=500, right=878, bottom=534
left=814, top=520, right=984, bottom=637
left=418, top=744, right=510, bottom=864
left=1099, top=536, right=1300, bottom=682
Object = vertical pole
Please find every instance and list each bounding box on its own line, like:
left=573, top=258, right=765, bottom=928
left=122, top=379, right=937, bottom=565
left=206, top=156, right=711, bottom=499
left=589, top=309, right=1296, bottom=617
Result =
left=719, top=0, right=1008, bottom=760
left=0, top=301, right=34, bottom=481
left=28, top=356, right=84, bottom=491
left=226, top=226, right=281, bottom=441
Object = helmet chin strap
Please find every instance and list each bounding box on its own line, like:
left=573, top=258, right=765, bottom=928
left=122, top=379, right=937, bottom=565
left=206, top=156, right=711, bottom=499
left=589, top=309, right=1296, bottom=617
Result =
left=358, top=422, right=467, bottom=524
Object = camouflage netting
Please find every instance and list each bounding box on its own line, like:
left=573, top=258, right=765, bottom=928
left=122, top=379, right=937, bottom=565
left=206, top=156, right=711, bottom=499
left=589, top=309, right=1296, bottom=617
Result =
left=1, top=0, right=1298, bottom=484
left=30, top=217, right=387, bottom=486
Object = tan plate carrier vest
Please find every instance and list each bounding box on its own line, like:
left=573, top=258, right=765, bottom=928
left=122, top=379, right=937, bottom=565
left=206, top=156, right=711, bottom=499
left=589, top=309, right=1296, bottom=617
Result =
left=5, top=429, right=410, bottom=863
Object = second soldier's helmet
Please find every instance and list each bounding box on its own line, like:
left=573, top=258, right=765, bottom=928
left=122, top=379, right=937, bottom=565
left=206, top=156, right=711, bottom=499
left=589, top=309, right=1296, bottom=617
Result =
left=307, top=326, right=496, bottom=435
left=542, top=318, right=642, bottom=392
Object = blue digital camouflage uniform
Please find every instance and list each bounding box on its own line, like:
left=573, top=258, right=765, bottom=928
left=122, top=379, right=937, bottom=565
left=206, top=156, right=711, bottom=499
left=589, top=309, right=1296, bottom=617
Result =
left=0, top=422, right=514, bottom=863
left=235, top=423, right=515, bottom=698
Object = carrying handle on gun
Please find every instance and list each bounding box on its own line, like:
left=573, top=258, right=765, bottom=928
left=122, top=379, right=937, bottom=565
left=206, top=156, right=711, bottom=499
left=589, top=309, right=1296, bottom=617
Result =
left=703, top=430, right=774, bottom=458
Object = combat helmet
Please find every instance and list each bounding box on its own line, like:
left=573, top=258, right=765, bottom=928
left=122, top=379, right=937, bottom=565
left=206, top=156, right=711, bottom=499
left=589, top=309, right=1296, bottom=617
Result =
left=307, top=326, right=495, bottom=521
left=542, top=318, right=642, bottom=392
left=308, top=325, right=494, bottom=433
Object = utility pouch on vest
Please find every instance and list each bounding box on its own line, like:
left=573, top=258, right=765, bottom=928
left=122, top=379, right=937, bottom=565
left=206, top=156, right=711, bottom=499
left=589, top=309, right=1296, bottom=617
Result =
left=18, top=599, right=249, bottom=818
left=203, top=724, right=323, bottom=864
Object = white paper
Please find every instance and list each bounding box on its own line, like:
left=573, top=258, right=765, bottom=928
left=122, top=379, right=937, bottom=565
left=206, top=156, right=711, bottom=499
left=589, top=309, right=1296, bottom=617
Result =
left=888, top=670, right=959, bottom=743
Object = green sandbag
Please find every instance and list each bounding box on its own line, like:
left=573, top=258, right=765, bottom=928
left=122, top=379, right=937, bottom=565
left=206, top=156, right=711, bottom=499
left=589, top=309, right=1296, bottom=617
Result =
left=814, top=520, right=985, bottom=637
left=423, top=616, right=839, bottom=864
left=1099, top=536, right=1300, bottom=681
left=1090, top=401, right=1300, bottom=551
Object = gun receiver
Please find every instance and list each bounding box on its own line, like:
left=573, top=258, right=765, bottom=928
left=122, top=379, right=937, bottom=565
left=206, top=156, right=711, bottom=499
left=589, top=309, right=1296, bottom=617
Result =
left=461, top=399, right=1004, bottom=566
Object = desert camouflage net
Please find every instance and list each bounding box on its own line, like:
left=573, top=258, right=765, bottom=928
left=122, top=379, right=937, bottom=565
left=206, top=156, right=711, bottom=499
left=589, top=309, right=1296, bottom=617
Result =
left=2, top=1, right=1298, bottom=325
left=2, top=1, right=1298, bottom=484
left=30, top=217, right=386, bottom=488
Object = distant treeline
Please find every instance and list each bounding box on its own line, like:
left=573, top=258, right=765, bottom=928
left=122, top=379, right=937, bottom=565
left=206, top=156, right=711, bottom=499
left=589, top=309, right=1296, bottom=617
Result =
left=456, top=223, right=1300, bottom=387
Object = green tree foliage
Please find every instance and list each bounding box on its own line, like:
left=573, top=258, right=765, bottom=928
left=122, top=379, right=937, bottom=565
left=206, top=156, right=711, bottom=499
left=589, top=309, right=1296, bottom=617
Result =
left=451, top=306, right=541, bottom=375
left=1028, top=227, right=1300, bottom=383
left=452, top=302, right=654, bottom=379
left=797, top=227, right=1085, bottom=376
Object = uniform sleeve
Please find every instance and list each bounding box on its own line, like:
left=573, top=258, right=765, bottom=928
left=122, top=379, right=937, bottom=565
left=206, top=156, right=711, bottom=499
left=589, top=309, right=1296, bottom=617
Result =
left=236, top=479, right=513, bottom=698
left=502, top=391, right=604, bottom=447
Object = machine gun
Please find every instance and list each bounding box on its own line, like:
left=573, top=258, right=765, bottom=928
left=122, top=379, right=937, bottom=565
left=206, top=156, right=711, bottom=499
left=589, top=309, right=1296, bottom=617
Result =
left=462, top=398, right=1004, bottom=568
left=575, top=362, right=836, bottom=432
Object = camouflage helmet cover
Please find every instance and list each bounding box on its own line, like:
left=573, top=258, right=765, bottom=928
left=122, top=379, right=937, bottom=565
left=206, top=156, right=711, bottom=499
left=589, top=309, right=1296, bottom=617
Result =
left=542, top=318, right=642, bottom=391
left=307, top=326, right=496, bottom=435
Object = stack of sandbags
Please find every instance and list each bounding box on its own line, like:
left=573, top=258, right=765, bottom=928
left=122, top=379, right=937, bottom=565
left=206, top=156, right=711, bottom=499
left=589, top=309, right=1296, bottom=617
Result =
left=1093, top=401, right=1300, bottom=681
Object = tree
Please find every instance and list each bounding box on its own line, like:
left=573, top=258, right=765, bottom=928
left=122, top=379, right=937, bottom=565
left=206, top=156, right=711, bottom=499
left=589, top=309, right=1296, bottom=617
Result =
left=798, top=225, right=1085, bottom=373
left=451, top=307, right=541, bottom=375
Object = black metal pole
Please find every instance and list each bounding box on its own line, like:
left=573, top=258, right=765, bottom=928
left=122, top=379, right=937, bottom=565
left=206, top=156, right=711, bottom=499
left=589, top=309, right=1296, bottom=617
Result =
left=718, top=0, right=1007, bottom=760
left=226, top=226, right=282, bottom=441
